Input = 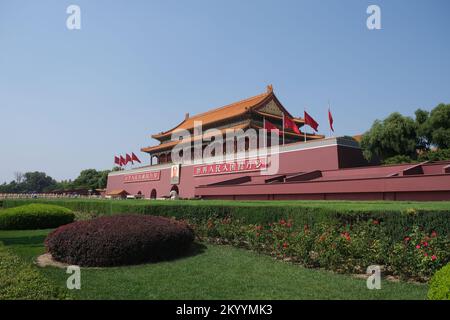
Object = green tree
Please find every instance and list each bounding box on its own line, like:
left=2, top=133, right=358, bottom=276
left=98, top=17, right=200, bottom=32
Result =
left=0, top=181, right=19, bottom=193
left=73, top=169, right=111, bottom=190
left=47, top=179, right=74, bottom=192
left=98, top=170, right=110, bottom=189
left=361, top=112, right=418, bottom=162
left=415, top=108, right=430, bottom=150
left=22, top=172, right=57, bottom=192
left=421, top=103, right=450, bottom=149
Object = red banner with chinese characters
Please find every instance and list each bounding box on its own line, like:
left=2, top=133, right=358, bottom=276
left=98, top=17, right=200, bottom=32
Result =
left=193, top=158, right=268, bottom=176
left=124, top=171, right=161, bottom=183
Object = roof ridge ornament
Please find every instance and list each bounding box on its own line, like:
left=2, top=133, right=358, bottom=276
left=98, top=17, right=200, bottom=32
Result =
left=267, top=84, right=273, bottom=93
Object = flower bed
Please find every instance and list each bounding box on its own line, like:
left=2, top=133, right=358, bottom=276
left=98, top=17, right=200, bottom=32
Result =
left=191, top=216, right=449, bottom=281
left=45, top=215, right=195, bottom=267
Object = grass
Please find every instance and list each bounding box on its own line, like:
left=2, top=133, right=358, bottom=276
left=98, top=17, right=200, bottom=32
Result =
left=0, top=229, right=428, bottom=300
left=0, top=241, right=67, bottom=300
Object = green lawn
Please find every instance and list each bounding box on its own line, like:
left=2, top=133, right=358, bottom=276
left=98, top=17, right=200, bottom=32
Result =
left=0, top=229, right=428, bottom=300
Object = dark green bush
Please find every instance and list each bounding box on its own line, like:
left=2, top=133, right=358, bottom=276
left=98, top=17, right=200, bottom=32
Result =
left=0, top=243, right=67, bottom=299
left=0, top=204, right=74, bottom=230
left=428, top=264, right=450, bottom=300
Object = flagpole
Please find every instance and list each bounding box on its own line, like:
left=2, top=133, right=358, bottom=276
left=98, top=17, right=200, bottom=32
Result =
left=262, top=116, right=265, bottom=150
left=328, top=100, right=331, bottom=138
left=282, top=112, right=285, bottom=145
left=304, top=109, right=307, bottom=142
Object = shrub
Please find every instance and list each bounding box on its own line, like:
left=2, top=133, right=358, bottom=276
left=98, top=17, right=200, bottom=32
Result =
left=388, top=227, right=449, bottom=280
left=45, top=215, right=195, bottom=267
left=0, top=204, right=75, bottom=230
left=428, top=264, right=450, bottom=300
left=193, top=216, right=449, bottom=280
left=0, top=243, right=67, bottom=300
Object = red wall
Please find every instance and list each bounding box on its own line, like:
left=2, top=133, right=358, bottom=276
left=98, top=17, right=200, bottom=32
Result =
left=108, top=143, right=350, bottom=198
left=107, top=141, right=450, bottom=201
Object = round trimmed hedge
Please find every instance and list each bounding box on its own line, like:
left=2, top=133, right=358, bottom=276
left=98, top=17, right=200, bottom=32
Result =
left=428, top=264, right=450, bottom=300
left=45, top=215, right=195, bottom=267
left=0, top=204, right=75, bottom=230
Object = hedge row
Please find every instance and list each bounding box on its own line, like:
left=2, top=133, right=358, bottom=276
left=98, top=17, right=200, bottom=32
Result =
left=0, top=204, right=75, bottom=230
left=0, top=243, right=67, bottom=300
left=2, top=199, right=450, bottom=240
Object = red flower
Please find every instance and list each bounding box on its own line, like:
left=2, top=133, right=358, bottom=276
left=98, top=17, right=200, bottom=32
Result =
left=286, top=223, right=292, bottom=228
left=431, top=255, right=437, bottom=261
left=415, top=245, right=421, bottom=249
left=341, top=232, right=351, bottom=241
left=404, top=237, right=410, bottom=242
left=423, top=242, right=428, bottom=247
left=280, top=219, right=286, bottom=225
left=424, top=253, right=428, bottom=257
left=372, top=220, right=379, bottom=225
left=431, top=231, right=437, bottom=238
left=282, top=242, right=288, bottom=248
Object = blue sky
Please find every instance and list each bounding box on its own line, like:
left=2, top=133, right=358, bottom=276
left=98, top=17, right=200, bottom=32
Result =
left=1, top=0, right=449, bottom=182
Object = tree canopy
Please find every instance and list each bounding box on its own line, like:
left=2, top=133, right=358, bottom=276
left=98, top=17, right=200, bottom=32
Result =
left=0, top=168, right=111, bottom=193
left=360, top=112, right=418, bottom=162
left=417, top=103, right=450, bottom=149
left=361, top=103, right=450, bottom=163
left=0, top=172, right=57, bottom=193
left=72, top=169, right=110, bottom=190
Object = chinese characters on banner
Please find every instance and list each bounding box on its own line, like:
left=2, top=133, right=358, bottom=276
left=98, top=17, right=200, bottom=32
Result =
left=124, top=171, right=161, bottom=183
left=193, top=158, right=268, bottom=176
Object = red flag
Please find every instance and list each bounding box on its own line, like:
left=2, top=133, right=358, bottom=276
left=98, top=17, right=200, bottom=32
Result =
left=126, top=153, right=132, bottom=165
left=264, top=119, right=281, bottom=136
left=120, top=155, right=126, bottom=166
left=284, top=114, right=301, bottom=134
left=304, top=111, right=319, bottom=132
left=114, top=156, right=121, bottom=166
left=328, top=108, right=334, bottom=132
left=131, top=152, right=141, bottom=164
